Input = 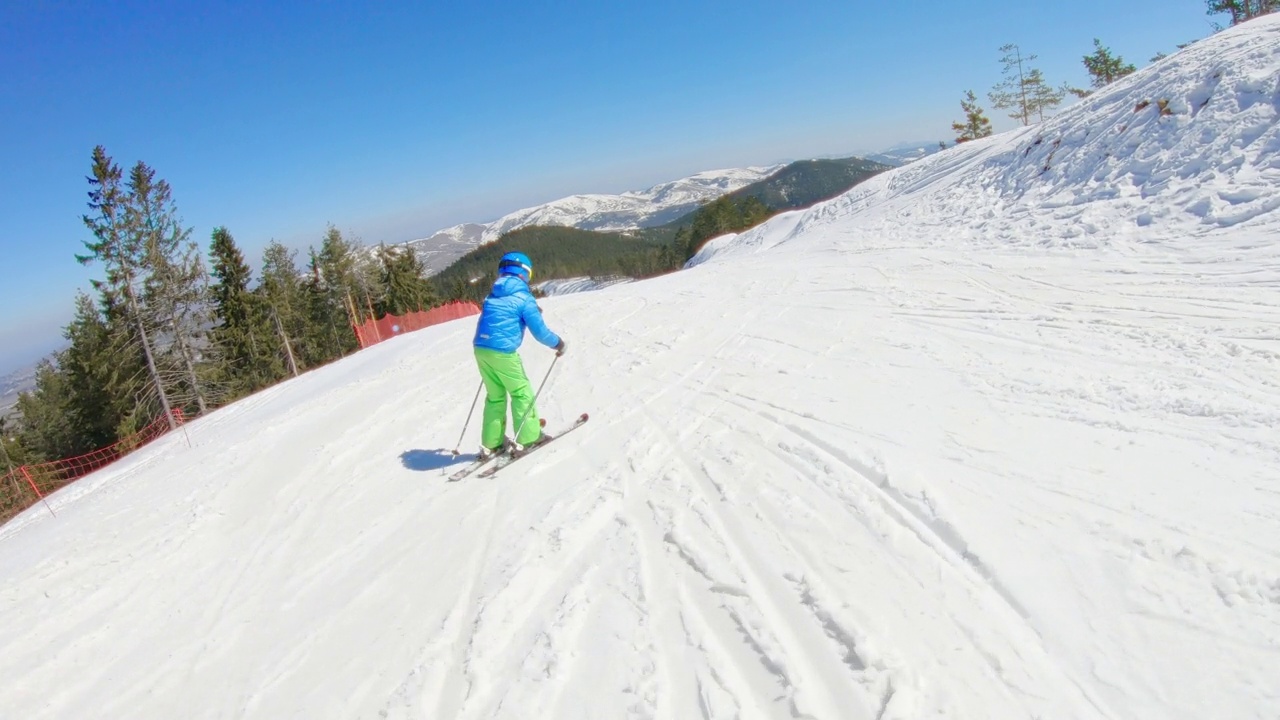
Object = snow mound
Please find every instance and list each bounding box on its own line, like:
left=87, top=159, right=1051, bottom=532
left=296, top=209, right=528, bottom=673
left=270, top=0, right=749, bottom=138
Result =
left=687, top=209, right=806, bottom=267
left=698, top=16, right=1280, bottom=263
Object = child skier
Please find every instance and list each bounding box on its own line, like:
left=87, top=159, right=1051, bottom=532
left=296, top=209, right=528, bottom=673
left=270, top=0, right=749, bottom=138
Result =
left=473, top=251, right=566, bottom=457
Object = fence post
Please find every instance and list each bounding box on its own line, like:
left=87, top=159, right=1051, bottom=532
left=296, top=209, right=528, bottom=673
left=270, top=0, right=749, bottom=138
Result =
left=6, top=469, right=23, bottom=513
left=20, top=466, right=55, bottom=518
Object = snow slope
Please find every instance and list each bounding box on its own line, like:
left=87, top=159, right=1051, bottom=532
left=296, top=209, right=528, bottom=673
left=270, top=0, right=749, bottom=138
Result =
left=533, top=276, right=634, bottom=297
left=857, top=140, right=946, bottom=166
left=405, top=166, right=781, bottom=273
left=3, top=17, right=1280, bottom=720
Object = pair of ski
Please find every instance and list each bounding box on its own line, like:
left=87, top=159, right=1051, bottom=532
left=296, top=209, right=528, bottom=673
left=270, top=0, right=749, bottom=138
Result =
left=447, top=413, right=589, bottom=481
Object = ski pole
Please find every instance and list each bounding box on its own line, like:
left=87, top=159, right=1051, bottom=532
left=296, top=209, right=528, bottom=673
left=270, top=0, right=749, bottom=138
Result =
left=512, top=355, right=559, bottom=450
left=451, top=381, right=484, bottom=456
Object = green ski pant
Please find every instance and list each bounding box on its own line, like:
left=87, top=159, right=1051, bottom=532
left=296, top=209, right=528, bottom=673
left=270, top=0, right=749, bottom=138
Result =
left=475, top=347, right=542, bottom=448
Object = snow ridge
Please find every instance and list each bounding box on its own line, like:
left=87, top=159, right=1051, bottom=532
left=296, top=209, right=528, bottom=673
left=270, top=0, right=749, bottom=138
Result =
left=697, top=17, right=1280, bottom=264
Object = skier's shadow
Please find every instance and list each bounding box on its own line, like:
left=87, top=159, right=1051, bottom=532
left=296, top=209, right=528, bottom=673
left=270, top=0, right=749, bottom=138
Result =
left=400, top=449, right=472, bottom=472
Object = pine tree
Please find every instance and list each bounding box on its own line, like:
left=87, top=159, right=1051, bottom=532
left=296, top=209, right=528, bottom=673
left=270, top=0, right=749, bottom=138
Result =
left=302, top=250, right=335, bottom=365
left=313, top=226, right=361, bottom=359
left=1207, top=0, right=1277, bottom=25
left=989, top=44, right=1061, bottom=125
left=11, top=290, right=148, bottom=460
left=59, top=292, right=141, bottom=448
left=257, top=241, right=305, bottom=378
left=77, top=146, right=178, bottom=432
left=672, top=226, right=692, bottom=262
left=95, top=291, right=153, bottom=437
left=1025, top=69, right=1065, bottom=122
left=301, top=226, right=363, bottom=366
left=1067, top=39, right=1137, bottom=98
left=437, top=273, right=483, bottom=305
left=377, top=245, right=437, bottom=316
left=1084, top=39, right=1136, bottom=88
left=350, top=238, right=383, bottom=324
left=127, top=160, right=214, bottom=416
left=210, top=227, right=276, bottom=396
left=739, top=196, right=773, bottom=226
left=14, top=359, right=77, bottom=462
left=952, top=90, right=994, bottom=143
left=0, top=424, right=27, bottom=521
left=989, top=44, right=1034, bottom=125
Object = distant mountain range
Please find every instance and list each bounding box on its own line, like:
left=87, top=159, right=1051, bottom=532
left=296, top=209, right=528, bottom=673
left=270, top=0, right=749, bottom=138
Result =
left=404, top=166, right=781, bottom=274
left=399, top=144, right=935, bottom=275
left=1, top=364, right=37, bottom=418
left=858, top=140, right=947, bottom=166
left=626, top=156, right=893, bottom=246
left=700, top=157, right=892, bottom=214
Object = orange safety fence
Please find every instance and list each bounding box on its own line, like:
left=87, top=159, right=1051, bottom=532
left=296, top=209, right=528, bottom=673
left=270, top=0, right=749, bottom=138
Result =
left=1, top=409, right=185, bottom=525
left=353, top=301, right=481, bottom=349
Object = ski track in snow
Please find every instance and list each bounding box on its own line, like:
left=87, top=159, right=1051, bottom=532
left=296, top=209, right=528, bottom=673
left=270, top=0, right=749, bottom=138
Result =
left=3, top=16, right=1280, bottom=720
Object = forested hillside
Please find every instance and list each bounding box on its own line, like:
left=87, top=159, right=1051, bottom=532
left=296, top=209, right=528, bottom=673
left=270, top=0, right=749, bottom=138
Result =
left=429, top=227, right=670, bottom=302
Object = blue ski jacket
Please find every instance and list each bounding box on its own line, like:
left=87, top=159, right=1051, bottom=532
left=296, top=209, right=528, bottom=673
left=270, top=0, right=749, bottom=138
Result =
left=473, top=274, right=561, bottom=353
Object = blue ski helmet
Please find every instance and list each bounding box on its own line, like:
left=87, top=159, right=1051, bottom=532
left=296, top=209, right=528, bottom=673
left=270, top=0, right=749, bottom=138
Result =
left=498, top=251, right=533, bottom=282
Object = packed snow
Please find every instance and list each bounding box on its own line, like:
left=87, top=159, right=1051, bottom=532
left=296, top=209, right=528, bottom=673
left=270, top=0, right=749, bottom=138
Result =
left=3, top=17, right=1280, bottom=720
left=534, top=276, right=635, bottom=297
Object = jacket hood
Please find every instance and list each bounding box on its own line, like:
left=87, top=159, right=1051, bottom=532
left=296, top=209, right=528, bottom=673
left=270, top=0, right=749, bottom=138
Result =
left=490, top=274, right=529, bottom=298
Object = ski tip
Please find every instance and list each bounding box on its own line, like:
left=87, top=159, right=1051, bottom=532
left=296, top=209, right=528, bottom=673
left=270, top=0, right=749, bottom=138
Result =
left=579, top=412, right=589, bottom=422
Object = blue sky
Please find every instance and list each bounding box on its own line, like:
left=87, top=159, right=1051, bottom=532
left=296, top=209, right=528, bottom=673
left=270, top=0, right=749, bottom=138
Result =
left=0, top=0, right=1216, bottom=373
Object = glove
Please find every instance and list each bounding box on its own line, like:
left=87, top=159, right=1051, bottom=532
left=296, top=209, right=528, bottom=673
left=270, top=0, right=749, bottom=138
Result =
left=555, top=339, right=567, bottom=357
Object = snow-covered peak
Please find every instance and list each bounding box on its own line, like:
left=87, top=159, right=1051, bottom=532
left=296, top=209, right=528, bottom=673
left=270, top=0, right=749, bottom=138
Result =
left=623, top=166, right=784, bottom=205
left=427, top=222, right=487, bottom=244
left=474, top=164, right=782, bottom=243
